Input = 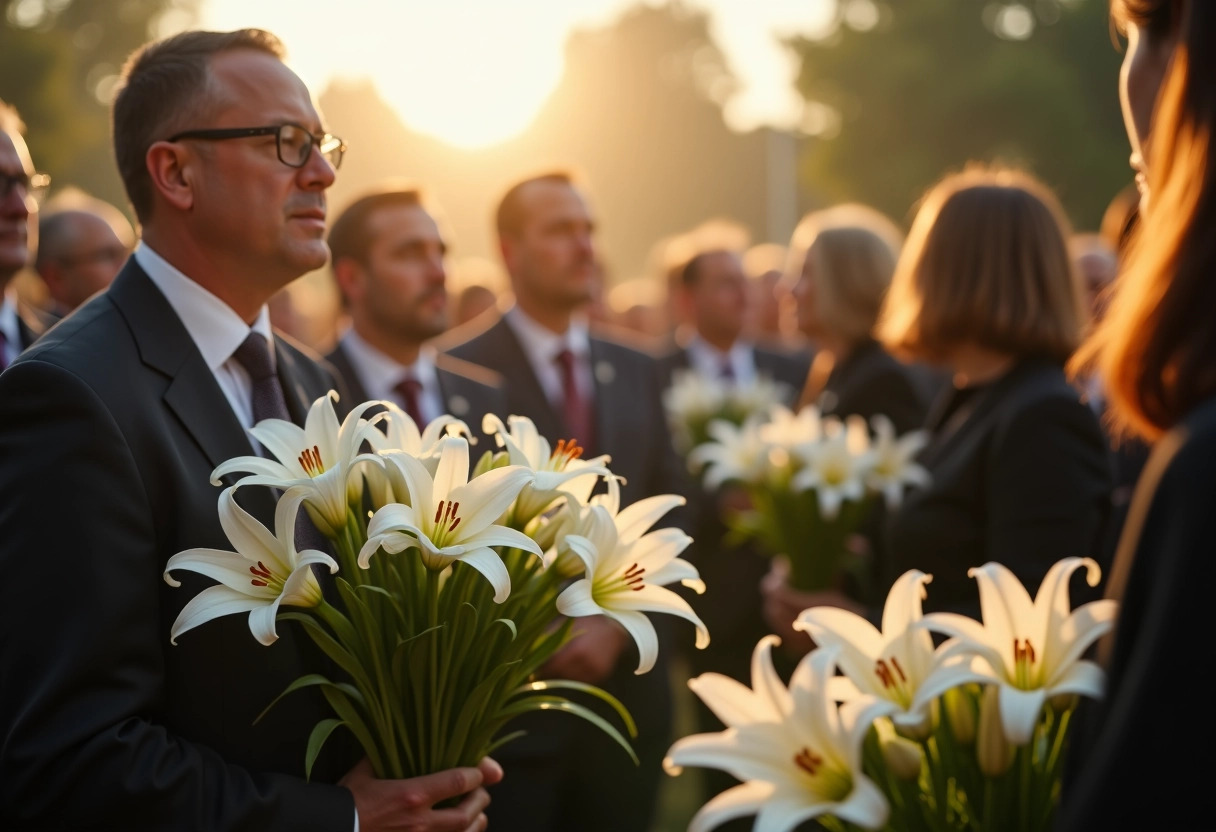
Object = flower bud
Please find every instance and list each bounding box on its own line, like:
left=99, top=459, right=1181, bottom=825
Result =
left=875, top=718, right=923, bottom=781
left=944, top=685, right=977, bottom=746
left=472, top=449, right=509, bottom=478
left=977, top=685, right=1014, bottom=778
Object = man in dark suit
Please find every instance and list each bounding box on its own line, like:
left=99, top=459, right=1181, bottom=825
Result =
left=657, top=241, right=807, bottom=830
left=441, top=171, right=689, bottom=832
left=34, top=191, right=135, bottom=318
left=324, top=186, right=506, bottom=438
left=0, top=29, right=496, bottom=832
left=0, top=99, right=51, bottom=366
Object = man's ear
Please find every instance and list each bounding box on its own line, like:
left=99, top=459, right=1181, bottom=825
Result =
left=499, top=235, right=518, bottom=275
left=145, top=141, right=195, bottom=212
left=332, top=256, right=365, bottom=306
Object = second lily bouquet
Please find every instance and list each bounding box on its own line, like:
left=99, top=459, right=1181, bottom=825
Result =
left=666, top=558, right=1116, bottom=832
left=163, top=393, right=709, bottom=779
left=690, top=405, right=930, bottom=592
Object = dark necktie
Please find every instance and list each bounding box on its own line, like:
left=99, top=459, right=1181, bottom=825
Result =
left=230, top=332, right=291, bottom=425
left=554, top=347, right=595, bottom=450
left=719, top=358, right=735, bottom=384
left=0, top=329, right=9, bottom=372
left=394, top=375, right=425, bottom=428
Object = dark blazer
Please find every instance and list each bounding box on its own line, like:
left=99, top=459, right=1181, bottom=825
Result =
left=1057, top=398, right=1215, bottom=832
left=441, top=312, right=688, bottom=832
left=326, top=339, right=507, bottom=447
left=883, top=360, right=1112, bottom=616
left=655, top=341, right=810, bottom=401
left=0, top=261, right=355, bottom=830
left=444, top=313, right=689, bottom=509
left=815, top=338, right=931, bottom=434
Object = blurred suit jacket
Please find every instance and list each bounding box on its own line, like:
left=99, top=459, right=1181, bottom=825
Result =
left=326, top=339, right=507, bottom=447
left=0, top=261, right=356, bottom=830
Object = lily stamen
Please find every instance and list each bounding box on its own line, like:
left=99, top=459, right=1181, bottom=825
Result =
left=297, top=445, right=325, bottom=478
left=550, top=438, right=585, bottom=467
left=433, top=500, right=463, bottom=534
left=623, top=562, right=645, bottom=590
left=794, top=747, right=824, bottom=776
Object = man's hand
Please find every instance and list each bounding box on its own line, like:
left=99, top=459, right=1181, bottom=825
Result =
left=760, top=557, right=866, bottom=659
left=341, top=757, right=504, bottom=832
left=539, top=615, right=627, bottom=683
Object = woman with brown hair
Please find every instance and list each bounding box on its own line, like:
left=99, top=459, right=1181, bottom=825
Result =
left=875, top=167, right=1112, bottom=616
left=1058, top=2, right=1214, bottom=828
left=786, top=204, right=930, bottom=434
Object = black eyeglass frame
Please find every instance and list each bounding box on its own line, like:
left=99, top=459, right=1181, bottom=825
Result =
left=166, top=123, right=345, bottom=170
left=0, top=171, right=52, bottom=203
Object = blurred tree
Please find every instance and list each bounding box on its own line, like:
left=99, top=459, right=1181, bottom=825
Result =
left=791, top=0, right=1129, bottom=229
left=0, top=0, right=198, bottom=217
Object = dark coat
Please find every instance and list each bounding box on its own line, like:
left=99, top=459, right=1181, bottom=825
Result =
left=884, top=360, right=1112, bottom=616
left=0, top=261, right=355, bottom=830
left=1057, top=397, right=1216, bottom=832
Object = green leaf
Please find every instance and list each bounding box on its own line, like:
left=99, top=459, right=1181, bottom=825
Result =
left=279, top=612, right=375, bottom=694
left=304, top=718, right=346, bottom=782
left=255, top=672, right=337, bottom=726
left=516, top=679, right=638, bottom=738
left=497, top=694, right=640, bottom=765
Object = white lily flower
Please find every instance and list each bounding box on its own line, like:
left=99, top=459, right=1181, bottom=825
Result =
left=795, top=570, right=987, bottom=736
left=865, top=415, right=930, bottom=509
left=664, top=369, right=728, bottom=424
left=688, top=417, right=770, bottom=489
left=666, top=638, right=893, bottom=832
left=790, top=416, right=874, bottom=520
left=555, top=497, right=709, bottom=674
left=922, top=558, right=1117, bottom=744
left=358, top=437, right=540, bottom=603
left=730, top=376, right=789, bottom=418
left=758, top=404, right=822, bottom=448
left=210, top=391, right=384, bottom=537
left=164, top=488, right=337, bottom=646
left=370, top=401, right=473, bottom=457
left=482, top=414, right=613, bottom=524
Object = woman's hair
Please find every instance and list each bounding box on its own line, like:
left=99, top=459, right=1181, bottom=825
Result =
left=1072, top=0, right=1216, bottom=440
left=878, top=166, right=1085, bottom=365
left=786, top=204, right=903, bottom=346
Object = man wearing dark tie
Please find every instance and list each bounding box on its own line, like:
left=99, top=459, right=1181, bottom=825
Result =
left=0, top=30, right=497, bottom=831
left=0, top=99, right=52, bottom=367
left=324, top=186, right=506, bottom=436
left=441, top=170, right=689, bottom=832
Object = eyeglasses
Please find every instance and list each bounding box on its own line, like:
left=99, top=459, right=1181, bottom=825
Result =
left=1, top=171, right=52, bottom=204
left=166, top=123, right=346, bottom=170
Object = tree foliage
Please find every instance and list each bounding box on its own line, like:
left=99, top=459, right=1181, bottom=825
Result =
left=0, top=0, right=198, bottom=214
left=791, top=0, right=1129, bottom=228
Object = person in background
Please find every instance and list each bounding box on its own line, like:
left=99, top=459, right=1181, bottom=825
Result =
left=786, top=204, right=931, bottom=433
left=741, top=242, right=795, bottom=348
left=441, top=170, right=687, bottom=832
left=0, top=98, right=51, bottom=367
left=875, top=167, right=1111, bottom=617
left=34, top=189, right=134, bottom=317
left=325, top=185, right=506, bottom=436
left=453, top=282, right=497, bottom=326
left=1059, top=3, right=1214, bottom=827
left=0, top=29, right=498, bottom=832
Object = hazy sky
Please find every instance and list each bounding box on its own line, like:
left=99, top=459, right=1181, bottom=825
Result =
left=199, top=0, right=837, bottom=148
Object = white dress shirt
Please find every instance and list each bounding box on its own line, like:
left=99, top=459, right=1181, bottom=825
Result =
left=0, top=289, right=23, bottom=367
left=134, top=244, right=273, bottom=433
left=339, top=329, right=444, bottom=424
left=686, top=335, right=757, bottom=387
left=504, top=305, right=594, bottom=409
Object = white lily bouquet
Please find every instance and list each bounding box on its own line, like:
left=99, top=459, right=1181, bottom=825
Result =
left=164, top=393, right=709, bottom=780
left=690, top=405, right=929, bottom=592
left=666, top=558, right=1115, bottom=832
left=663, top=368, right=790, bottom=454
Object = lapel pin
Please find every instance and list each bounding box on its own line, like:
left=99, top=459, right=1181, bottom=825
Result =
left=449, top=395, right=470, bottom=416
left=595, top=361, right=615, bottom=385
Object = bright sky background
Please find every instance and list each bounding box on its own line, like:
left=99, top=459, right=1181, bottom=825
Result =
left=198, top=0, right=837, bottom=149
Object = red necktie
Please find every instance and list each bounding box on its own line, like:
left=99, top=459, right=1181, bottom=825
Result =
left=554, top=347, right=595, bottom=451
left=394, top=376, right=425, bottom=428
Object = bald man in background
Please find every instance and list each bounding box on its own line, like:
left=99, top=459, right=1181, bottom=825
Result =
left=35, top=190, right=134, bottom=317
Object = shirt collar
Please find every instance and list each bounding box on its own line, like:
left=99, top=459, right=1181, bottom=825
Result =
left=341, top=328, right=438, bottom=398
left=505, top=305, right=591, bottom=365
left=134, top=244, right=272, bottom=371
left=687, top=335, right=751, bottom=374
left=0, top=288, right=20, bottom=349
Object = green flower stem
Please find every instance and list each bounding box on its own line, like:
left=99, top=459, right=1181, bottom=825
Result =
left=426, top=568, right=441, bottom=773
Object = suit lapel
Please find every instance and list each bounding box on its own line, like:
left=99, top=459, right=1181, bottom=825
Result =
left=326, top=343, right=372, bottom=416
left=491, top=318, right=565, bottom=441
left=588, top=337, right=622, bottom=459
left=275, top=337, right=317, bottom=426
